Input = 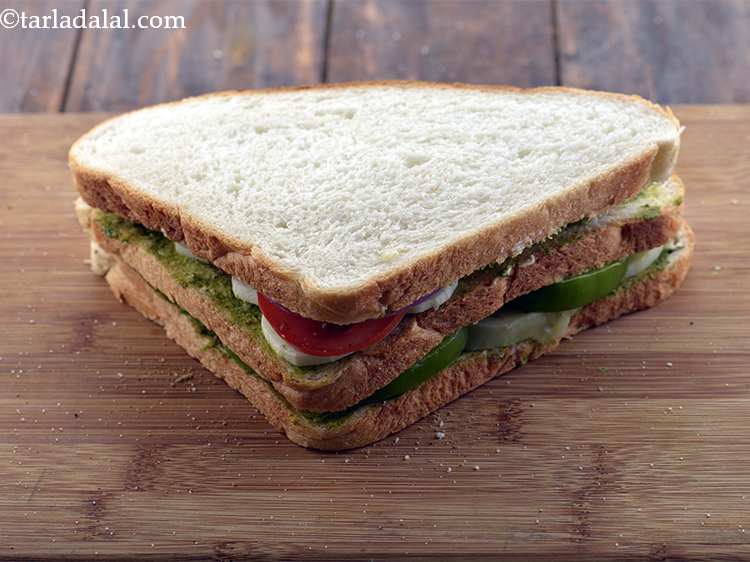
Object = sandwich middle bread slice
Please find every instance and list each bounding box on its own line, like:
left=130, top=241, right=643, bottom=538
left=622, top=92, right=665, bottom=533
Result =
left=70, top=82, right=692, bottom=449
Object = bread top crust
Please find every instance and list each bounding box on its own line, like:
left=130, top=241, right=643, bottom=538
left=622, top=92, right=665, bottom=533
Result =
left=70, top=81, right=681, bottom=324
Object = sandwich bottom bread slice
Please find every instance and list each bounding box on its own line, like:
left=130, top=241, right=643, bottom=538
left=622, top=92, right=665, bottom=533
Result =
left=97, top=221, right=693, bottom=450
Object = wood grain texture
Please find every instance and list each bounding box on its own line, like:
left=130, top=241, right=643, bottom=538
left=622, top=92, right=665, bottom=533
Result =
left=0, top=0, right=85, bottom=112
left=0, top=107, right=749, bottom=560
left=557, top=0, right=750, bottom=103
left=327, top=0, right=555, bottom=85
left=64, top=0, right=328, bottom=111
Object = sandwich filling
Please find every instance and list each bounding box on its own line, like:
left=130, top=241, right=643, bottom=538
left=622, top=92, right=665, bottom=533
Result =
left=91, top=179, right=680, bottom=370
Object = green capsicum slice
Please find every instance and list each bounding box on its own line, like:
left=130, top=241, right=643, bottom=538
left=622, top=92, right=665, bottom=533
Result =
left=510, top=260, right=627, bottom=312
left=366, top=327, right=469, bottom=403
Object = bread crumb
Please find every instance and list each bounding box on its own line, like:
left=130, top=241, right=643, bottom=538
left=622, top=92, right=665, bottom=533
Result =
left=171, top=373, right=194, bottom=386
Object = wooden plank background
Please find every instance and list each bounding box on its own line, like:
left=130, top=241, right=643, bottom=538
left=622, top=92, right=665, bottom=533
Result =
left=1, top=0, right=749, bottom=112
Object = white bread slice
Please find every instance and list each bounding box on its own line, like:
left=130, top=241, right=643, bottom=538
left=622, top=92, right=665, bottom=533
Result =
left=103, top=221, right=693, bottom=450
left=78, top=176, right=683, bottom=412
left=70, top=82, right=681, bottom=324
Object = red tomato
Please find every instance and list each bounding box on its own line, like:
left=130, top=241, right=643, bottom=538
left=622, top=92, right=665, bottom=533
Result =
left=258, top=294, right=406, bottom=356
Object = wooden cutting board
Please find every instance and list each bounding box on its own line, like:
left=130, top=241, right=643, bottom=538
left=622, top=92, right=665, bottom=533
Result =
left=0, top=107, right=748, bottom=561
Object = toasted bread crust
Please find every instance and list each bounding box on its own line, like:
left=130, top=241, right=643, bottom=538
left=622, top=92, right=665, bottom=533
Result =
left=103, top=221, right=693, bottom=450
left=70, top=81, right=681, bottom=324
left=89, top=202, right=682, bottom=412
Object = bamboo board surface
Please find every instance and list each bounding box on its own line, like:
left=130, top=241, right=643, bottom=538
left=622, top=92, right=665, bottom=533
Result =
left=0, top=107, right=748, bottom=561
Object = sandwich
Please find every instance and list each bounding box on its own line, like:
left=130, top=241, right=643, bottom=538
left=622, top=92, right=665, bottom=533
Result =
left=69, top=82, right=693, bottom=450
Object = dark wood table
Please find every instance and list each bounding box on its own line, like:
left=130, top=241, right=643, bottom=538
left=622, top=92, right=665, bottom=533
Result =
left=2, top=0, right=749, bottom=113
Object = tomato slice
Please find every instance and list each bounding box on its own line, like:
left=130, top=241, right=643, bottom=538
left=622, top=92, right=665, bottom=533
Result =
left=257, top=294, right=406, bottom=356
